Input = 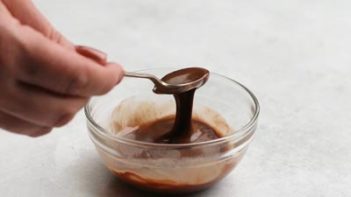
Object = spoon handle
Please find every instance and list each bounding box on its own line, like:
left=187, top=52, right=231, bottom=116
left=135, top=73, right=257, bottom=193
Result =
left=124, top=71, right=155, bottom=79
left=124, top=71, right=164, bottom=86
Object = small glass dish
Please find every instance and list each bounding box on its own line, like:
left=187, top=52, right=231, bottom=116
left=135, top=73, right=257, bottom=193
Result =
left=84, top=67, right=259, bottom=193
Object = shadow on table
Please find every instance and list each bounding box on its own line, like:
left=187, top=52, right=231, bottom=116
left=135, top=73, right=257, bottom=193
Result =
left=100, top=175, right=210, bottom=197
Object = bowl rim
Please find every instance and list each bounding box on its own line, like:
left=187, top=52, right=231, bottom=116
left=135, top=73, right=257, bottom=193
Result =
left=84, top=68, right=260, bottom=148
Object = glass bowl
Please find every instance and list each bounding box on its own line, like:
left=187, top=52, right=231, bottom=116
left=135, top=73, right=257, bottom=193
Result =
left=84, top=67, right=259, bottom=193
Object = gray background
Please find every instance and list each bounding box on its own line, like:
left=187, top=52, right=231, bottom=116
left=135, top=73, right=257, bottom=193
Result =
left=1, top=0, right=351, bottom=196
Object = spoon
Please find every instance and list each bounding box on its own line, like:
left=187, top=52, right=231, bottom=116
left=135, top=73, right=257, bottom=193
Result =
left=73, top=47, right=209, bottom=94
left=124, top=67, right=209, bottom=94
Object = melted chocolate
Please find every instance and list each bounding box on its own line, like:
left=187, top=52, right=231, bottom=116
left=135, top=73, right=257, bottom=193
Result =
left=122, top=116, right=220, bottom=143
left=124, top=67, right=213, bottom=143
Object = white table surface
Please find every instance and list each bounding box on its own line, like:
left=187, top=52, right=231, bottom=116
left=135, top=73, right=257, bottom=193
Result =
left=1, top=0, right=351, bottom=196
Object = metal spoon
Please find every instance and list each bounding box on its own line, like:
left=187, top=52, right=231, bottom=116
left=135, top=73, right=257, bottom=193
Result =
left=73, top=47, right=209, bottom=93
left=124, top=67, right=209, bottom=94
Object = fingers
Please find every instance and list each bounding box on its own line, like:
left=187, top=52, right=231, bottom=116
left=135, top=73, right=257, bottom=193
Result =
left=13, top=26, right=124, bottom=97
left=1, top=1, right=124, bottom=96
left=75, top=45, right=107, bottom=65
left=2, top=0, right=73, bottom=48
left=0, top=0, right=125, bottom=136
left=0, top=81, right=88, bottom=128
left=0, top=110, right=52, bottom=137
left=0, top=1, right=12, bottom=17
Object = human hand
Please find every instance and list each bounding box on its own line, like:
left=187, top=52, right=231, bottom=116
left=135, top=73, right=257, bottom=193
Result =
left=0, top=0, right=124, bottom=137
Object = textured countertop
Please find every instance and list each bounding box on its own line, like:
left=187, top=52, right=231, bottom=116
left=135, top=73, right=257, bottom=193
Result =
left=1, top=0, right=351, bottom=196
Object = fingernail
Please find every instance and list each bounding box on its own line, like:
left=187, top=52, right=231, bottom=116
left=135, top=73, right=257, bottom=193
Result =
left=76, top=45, right=107, bottom=65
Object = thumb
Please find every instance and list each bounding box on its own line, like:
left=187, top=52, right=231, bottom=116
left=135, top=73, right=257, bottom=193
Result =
left=2, top=0, right=73, bottom=48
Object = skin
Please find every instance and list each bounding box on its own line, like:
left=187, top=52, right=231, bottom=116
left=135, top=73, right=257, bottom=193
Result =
left=0, top=0, right=124, bottom=137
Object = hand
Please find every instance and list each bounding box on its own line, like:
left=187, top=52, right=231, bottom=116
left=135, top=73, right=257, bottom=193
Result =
left=0, top=0, right=124, bottom=137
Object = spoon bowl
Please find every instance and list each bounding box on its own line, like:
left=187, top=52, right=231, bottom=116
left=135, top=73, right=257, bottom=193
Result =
left=125, top=67, right=209, bottom=94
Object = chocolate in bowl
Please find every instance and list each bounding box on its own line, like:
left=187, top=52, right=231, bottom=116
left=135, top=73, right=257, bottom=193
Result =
left=85, top=68, right=259, bottom=193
